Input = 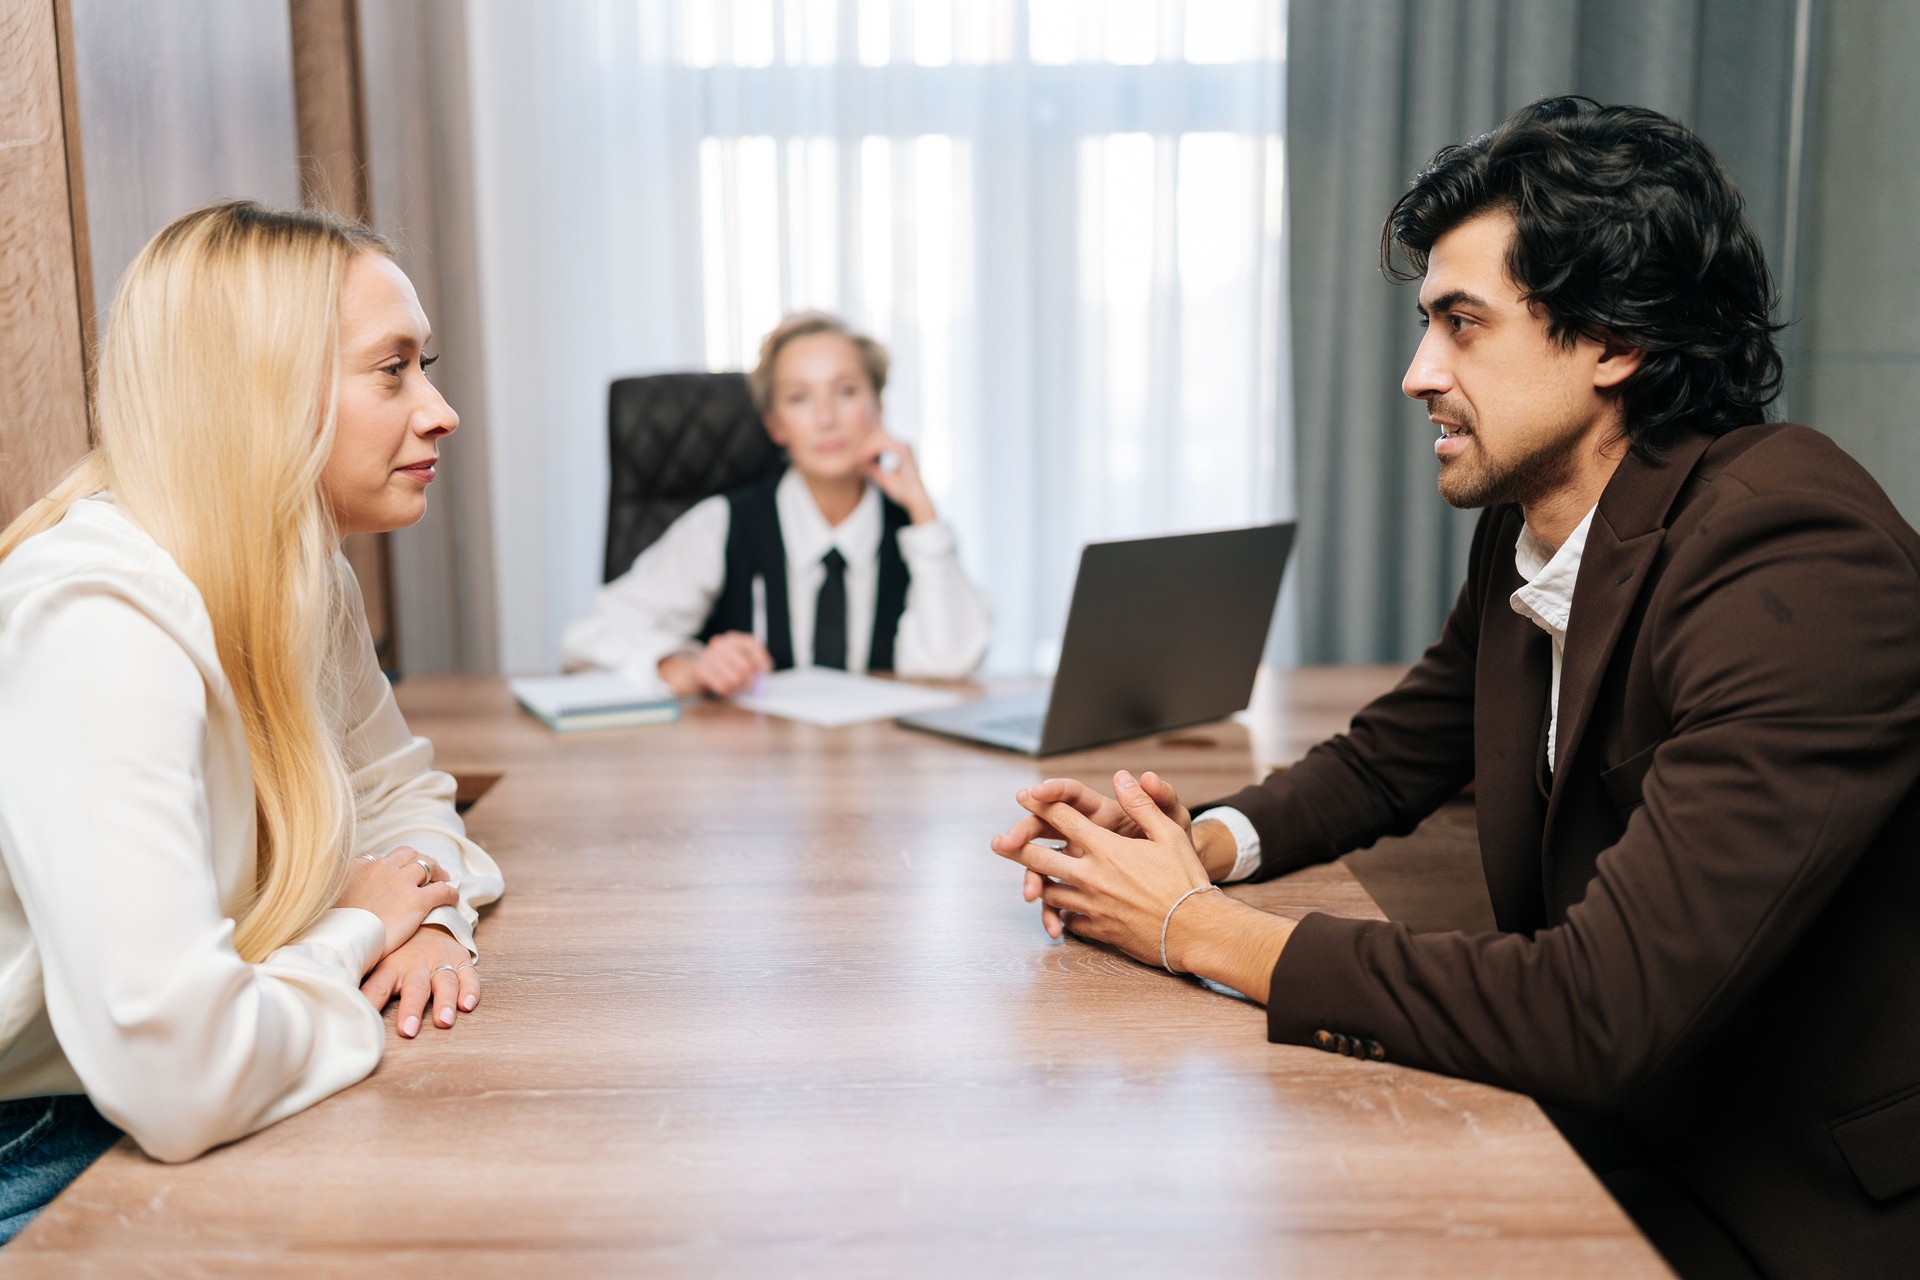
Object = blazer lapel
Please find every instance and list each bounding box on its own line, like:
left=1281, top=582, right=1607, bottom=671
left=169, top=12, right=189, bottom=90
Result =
left=1548, top=432, right=1718, bottom=789
left=1476, top=581, right=1555, bottom=933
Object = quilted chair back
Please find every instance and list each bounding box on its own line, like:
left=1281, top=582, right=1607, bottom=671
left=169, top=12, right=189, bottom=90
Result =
left=602, top=371, right=787, bottom=582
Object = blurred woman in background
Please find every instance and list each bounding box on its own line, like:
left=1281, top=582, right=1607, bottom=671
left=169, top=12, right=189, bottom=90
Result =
left=563, top=311, right=990, bottom=696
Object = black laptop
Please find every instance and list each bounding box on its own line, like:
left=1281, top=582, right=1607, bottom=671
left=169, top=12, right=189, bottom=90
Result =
left=897, top=522, right=1294, bottom=755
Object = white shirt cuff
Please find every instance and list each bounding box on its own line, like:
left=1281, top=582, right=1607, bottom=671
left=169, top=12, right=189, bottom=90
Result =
left=609, top=646, right=692, bottom=693
left=423, top=906, right=478, bottom=958
left=373, top=833, right=480, bottom=957
left=895, top=518, right=958, bottom=561
left=1195, top=806, right=1263, bottom=883
left=296, top=907, right=388, bottom=978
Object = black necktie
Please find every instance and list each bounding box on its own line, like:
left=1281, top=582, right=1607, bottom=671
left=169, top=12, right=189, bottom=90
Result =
left=814, top=548, right=848, bottom=670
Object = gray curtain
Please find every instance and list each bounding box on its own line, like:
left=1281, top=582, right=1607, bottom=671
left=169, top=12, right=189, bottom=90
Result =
left=1287, top=0, right=1811, bottom=663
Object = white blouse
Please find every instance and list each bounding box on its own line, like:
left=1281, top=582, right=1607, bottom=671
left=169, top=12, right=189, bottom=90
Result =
left=0, top=497, right=503, bottom=1162
left=561, top=469, right=992, bottom=684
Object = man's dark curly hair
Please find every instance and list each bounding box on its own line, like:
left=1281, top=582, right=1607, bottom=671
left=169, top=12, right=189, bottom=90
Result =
left=1382, top=96, right=1785, bottom=458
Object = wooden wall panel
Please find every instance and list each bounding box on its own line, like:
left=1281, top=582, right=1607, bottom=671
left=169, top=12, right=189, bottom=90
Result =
left=0, top=0, right=91, bottom=527
left=291, top=0, right=397, bottom=672
left=51, top=0, right=93, bottom=364
left=290, top=0, right=368, bottom=222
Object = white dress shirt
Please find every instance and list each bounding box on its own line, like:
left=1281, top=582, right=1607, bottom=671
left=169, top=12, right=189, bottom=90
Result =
left=561, top=469, right=992, bottom=683
left=1508, top=506, right=1596, bottom=770
left=1203, top=506, right=1598, bottom=883
left=0, top=496, right=503, bottom=1162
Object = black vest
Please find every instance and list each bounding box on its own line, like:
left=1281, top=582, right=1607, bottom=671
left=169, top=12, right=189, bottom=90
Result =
left=697, top=471, right=912, bottom=671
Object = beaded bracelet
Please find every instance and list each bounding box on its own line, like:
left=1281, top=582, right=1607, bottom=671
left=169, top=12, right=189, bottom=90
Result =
left=1160, top=884, right=1222, bottom=974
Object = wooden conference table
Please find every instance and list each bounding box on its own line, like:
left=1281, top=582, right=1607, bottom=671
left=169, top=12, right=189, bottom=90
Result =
left=9, top=668, right=1669, bottom=1276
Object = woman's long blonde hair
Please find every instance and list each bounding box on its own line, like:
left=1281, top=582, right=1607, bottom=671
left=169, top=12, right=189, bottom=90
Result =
left=0, top=201, right=391, bottom=962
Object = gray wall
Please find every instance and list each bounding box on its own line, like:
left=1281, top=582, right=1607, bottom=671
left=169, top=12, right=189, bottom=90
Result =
left=1792, top=0, right=1920, bottom=520
left=69, top=0, right=301, bottom=317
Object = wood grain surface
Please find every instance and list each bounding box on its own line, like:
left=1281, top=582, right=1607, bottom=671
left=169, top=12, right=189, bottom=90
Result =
left=0, top=0, right=91, bottom=527
left=6, top=667, right=1670, bottom=1277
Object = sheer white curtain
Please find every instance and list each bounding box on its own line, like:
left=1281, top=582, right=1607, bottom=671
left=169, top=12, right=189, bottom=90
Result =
left=466, top=0, right=1290, bottom=674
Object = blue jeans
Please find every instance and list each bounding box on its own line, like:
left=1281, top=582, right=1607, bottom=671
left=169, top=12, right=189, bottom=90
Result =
left=0, top=1096, right=122, bottom=1244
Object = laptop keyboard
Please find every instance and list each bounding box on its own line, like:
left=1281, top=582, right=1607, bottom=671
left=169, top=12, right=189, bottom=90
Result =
left=981, top=712, right=1044, bottom=738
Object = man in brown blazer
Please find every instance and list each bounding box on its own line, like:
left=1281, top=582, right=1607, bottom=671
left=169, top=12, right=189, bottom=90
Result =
left=992, top=97, right=1920, bottom=1279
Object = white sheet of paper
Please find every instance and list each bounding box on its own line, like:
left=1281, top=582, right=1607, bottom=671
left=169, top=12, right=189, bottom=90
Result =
left=732, top=668, right=963, bottom=727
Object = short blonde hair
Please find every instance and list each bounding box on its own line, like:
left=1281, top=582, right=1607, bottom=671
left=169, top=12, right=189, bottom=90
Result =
left=747, top=311, right=889, bottom=414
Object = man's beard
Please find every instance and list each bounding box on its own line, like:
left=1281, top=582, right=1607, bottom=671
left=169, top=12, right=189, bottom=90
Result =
left=1433, top=405, right=1581, bottom=511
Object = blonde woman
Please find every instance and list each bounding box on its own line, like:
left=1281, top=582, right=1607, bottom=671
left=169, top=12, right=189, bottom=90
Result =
left=0, top=201, right=503, bottom=1235
left=563, top=311, right=991, bottom=696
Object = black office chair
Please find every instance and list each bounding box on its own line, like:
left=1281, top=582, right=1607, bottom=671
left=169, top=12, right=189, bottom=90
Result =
left=602, top=371, right=787, bottom=582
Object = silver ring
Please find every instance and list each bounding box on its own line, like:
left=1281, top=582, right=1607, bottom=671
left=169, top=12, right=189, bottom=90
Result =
left=413, top=857, right=435, bottom=882
left=431, top=964, right=460, bottom=976
left=355, top=853, right=379, bottom=862
left=455, top=960, right=476, bottom=971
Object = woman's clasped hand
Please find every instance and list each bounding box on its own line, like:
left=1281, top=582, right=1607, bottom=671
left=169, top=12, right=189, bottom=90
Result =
left=337, top=847, right=480, bottom=1038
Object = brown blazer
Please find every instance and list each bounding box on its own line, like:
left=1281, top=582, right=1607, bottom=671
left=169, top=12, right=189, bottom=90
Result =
left=1215, top=423, right=1920, bottom=1278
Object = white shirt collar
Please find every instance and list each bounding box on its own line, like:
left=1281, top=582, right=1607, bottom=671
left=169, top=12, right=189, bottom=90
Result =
left=1510, top=506, right=1596, bottom=638
left=774, top=467, right=882, bottom=570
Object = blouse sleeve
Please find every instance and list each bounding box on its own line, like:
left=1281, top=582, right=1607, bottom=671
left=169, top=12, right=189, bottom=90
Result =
left=890, top=520, right=993, bottom=678
left=334, top=558, right=504, bottom=957
left=0, top=585, right=387, bottom=1163
left=559, top=495, right=732, bottom=685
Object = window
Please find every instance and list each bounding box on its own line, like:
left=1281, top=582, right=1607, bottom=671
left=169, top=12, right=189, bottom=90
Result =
left=647, top=0, right=1288, bottom=669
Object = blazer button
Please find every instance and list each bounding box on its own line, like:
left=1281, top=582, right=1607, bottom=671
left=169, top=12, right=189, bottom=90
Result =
left=1368, top=1041, right=1386, bottom=1062
left=1334, top=1034, right=1353, bottom=1055
left=1314, top=1030, right=1334, bottom=1050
